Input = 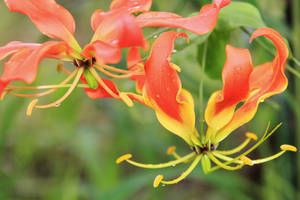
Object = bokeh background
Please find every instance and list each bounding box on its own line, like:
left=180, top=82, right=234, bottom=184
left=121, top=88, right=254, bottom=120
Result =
left=0, top=0, right=299, bottom=199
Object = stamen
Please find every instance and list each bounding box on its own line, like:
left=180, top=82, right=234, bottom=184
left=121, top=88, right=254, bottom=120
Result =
left=215, top=132, right=258, bottom=155
left=97, top=64, right=134, bottom=74
left=251, top=151, right=285, bottom=165
left=212, top=152, right=243, bottom=164
left=246, top=132, right=258, bottom=141
left=166, top=146, right=176, bottom=155
left=280, top=144, right=297, bottom=152
left=170, top=63, right=181, bottom=72
left=240, top=156, right=253, bottom=166
left=207, top=123, right=281, bottom=172
left=95, top=65, right=143, bottom=79
left=33, top=67, right=84, bottom=109
left=207, top=153, right=245, bottom=170
left=117, top=152, right=196, bottom=169
left=166, top=146, right=182, bottom=160
left=6, top=69, right=78, bottom=98
left=157, top=155, right=202, bottom=186
left=116, top=154, right=132, bottom=164
left=26, top=99, right=39, bottom=116
left=88, top=68, right=120, bottom=99
left=153, top=175, right=164, bottom=188
left=119, top=93, right=134, bottom=107
left=215, top=138, right=251, bottom=155
left=1, top=90, right=9, bottom=100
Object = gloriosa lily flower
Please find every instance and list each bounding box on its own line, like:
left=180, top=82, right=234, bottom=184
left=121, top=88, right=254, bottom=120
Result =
left=0, top=0, right=230, bottom=115
left=116, top=27, right=297, bottom=187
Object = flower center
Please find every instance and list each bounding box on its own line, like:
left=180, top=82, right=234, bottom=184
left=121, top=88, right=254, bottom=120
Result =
left=192, top=143, right=215, bottom=154
left=73, top=58, right=96, bottom=69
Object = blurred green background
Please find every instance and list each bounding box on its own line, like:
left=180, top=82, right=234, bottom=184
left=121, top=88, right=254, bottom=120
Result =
left=0, top=0, right=299, bottom=199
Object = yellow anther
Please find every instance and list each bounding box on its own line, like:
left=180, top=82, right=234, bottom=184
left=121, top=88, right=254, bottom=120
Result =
left=153, top=175, right=164, bottom=188
left=0, top=90, right=9, bottom=100
left=56, top=62, right=64, bottom=72
left=246, top=132, right=258, bottom=141
left=240, top=156, right=254, bottom=166
left=280, top=145, right=297, bottom=152
left=166, top=146, right=176, bottom=155
left=26, top=99, right=39, bottom=116
left=116, top=154, right=132, bottom=164
left=170, top=63, right=181, bottom=72
left=119, top=93, right=134, bottom=107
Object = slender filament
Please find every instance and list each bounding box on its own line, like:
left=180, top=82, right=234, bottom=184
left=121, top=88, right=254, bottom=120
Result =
left=159, top=155, right=202, bottom=185
left=123, top=152, right=196, bottom=169
left=34, top=67, right=84, bottom=109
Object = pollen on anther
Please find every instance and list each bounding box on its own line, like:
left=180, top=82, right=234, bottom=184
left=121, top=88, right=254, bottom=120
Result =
left=240, top=156, right=254, bottom=166
left=116, top=154, right=132, bottom=164
left=166, top=146, right=176, bottom=155
left=153, top=175, right=164, bottom=188
left=26, top=99, right=39, bottom=116
left=280, top=145, right=297, bottom=152
left=246, top=132, right=258, bottom=141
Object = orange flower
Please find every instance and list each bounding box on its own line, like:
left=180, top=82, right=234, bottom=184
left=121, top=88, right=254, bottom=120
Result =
left=117, top=28, right=296, bottom=187
left=0, top=0, right=230, bottom=115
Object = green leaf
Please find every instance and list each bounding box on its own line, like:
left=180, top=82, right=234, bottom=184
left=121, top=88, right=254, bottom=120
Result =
left=84, top=69, right=98, bottom=89
left=198, top=30, right=231, bottom=80
left=216, top=2, right=266, bottom=31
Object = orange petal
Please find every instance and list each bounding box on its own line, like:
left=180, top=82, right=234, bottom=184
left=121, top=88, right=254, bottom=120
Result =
left=110, top=0, right=152, bottom=13
left=143, top=31, right=195, bottom=144
left=91, top=10, right=145, bottom=48
left=4, top=0, right=80, bottom=50
left=0, top=41, right=70, bottom=95
left=81, top=41, right=122, bottom=65
left=136, top=0, right=230, bottom=35
left=0, top=41, right=39, bottom=60
left=127, top=47, right=145, bottom=93
left=205, top=45, right=253, bottom=135
left=81, top=77, right=119, bottom=99
left=213, top=28, right=288, bottom=143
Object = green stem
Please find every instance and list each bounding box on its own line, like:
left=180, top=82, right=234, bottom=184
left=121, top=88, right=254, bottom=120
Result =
left=292, top=0, right=300, bottom=198
left=199, top=40, right=208, bottom=142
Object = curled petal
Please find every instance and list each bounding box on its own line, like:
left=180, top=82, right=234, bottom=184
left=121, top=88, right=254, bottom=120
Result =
left=0, top=41, right=40, bottom=60
left=136, top=0, right=230, bottom=35
left=4, top=0, right=80, bottom=50
left=143, top=31, right=195, bottom=144
left=0, top=41, right=70, bottom=94
left=127, top=47, right=145, bottom=93
left=214, top=0, right=231, bottom=8
left=205, top=45, right=253, bottom=135
left=82, top=41, right=122, bottom=65
left=213, top=28, right=288, bottom=143
left=110, top=0, right=152, bottom=13
left=91, top=10, right=145, bottom=48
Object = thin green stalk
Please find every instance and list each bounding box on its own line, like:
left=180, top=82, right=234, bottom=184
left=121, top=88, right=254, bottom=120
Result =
left=292, top=0, right=300, bottom=199
left=199, top=40, right=208, bottom=142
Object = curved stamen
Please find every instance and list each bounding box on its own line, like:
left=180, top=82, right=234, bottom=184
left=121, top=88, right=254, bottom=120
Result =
left=155, top=155, right=202, bottom=187
left=88, top=68, right=120, bottom=99
left=215, top=132, right=258, bottom=155
left=212, top=152, right=243, bottom=164
left=166, top=146, right=181, bottom=160
left=26, top=67, right=84, bottom=115
left=249, top=145, right=297, bottom=165
left=116, top=152, right=196, bottom=169
left=6, top=69, right=79, bottom=98
left=207, top=123, right=282, bottom=173
left=99, top=64, right=137, bottom=74
left=94, top=64, right=144, bottom=79
left=207, top=153, right=245, bottom=171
